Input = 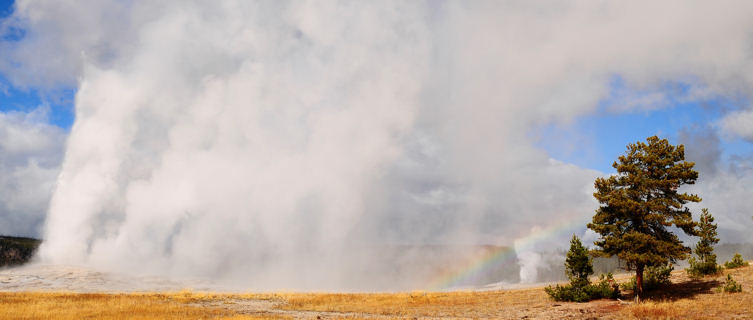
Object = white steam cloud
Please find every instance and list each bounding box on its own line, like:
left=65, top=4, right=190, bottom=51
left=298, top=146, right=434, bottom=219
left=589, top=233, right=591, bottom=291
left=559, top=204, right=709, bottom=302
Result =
left=1, top=1, right=753, bottom=289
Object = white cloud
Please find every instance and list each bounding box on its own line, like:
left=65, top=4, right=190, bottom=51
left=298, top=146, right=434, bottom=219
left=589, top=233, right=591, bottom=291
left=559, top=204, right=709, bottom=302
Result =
left=0, top=0, right=138, bottom=90
left=695, top=169, right=753, bottom=243
left=680, top=126, right=753, bottom=244
left=720, top=109, right=753, bottom=142
left=0, top=107, right=64, bottom=237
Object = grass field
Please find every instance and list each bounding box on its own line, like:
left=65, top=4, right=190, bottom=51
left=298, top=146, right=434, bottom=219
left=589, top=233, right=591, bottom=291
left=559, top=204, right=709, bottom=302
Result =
left=1, top=262, right=751, bottom=319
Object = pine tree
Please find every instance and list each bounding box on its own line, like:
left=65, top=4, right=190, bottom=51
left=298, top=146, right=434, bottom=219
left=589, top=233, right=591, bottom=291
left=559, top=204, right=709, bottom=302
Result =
left=565, top=235, right=593, bottom=288
left=724, top=253, right=749, bottom=269
left=588, top=136, right=700, bottom=299
left=687, top=208, right=720, bottom=277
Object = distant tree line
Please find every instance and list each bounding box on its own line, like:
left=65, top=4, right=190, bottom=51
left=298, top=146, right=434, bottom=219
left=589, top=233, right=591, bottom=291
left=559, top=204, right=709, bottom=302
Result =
left=0, top=235, right=41, bottom=267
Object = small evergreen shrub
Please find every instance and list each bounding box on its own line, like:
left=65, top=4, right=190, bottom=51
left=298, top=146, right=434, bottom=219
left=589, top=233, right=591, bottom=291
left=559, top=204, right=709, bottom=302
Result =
left=545, top=236, right=620, bottom=302
left=721, top=274, right=742, bottom=293
left=620, top=263, right=673, bottom=292
left=544, top=273, right=620, bottom=302
left=687, top=208, right=721, bottom=278
left=586, top=273, right=621, bottom=299
left=724, top=253, right=748, bottom=269
left=545, top=283, right=590, bottom=302
left=686, top=257, right=722, bottom=278
left=564, top=235, right=593, bottom=285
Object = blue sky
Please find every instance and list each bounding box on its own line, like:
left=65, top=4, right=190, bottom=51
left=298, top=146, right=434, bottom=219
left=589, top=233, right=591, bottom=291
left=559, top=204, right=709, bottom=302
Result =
left=0, top=0, right=74, bottom=129
left=534, top=79, right=752, bottom=173
left=0, top=74, right=75, bottom=129
left=0, top=0, right=12, bottom=18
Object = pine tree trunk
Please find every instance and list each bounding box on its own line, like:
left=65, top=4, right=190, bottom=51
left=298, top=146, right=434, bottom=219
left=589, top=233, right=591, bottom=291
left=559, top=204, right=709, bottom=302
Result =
left=635, top=264, right=644, bottom=301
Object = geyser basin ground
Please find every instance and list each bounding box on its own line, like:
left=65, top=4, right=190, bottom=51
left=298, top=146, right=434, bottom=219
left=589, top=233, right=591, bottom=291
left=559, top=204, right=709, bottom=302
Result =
left=1, top=263, right=752, bottom=319
left=3, top=245, right=529, bottom=292
left=0, top=262, right=522, bottom=293
left=0, top=264, right=213, bottom=292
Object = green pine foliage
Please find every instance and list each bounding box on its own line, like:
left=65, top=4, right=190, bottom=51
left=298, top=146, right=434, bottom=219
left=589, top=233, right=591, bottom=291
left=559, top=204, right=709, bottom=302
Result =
left=545, top=236, right=620, bottom=302
left=545, top=273, right=620, bottom=302
left=545, top=283, right=591, bottom=302
left=687, top=257, right=722, bottom=277
left=687, top=209, right=722, bottom=278
left=721, top=274, right=742, bottom=293
left=588, top=136, right=700, bottom=298
left=724, top=253, right=748, bottom=269
left=620, top=263, right=673, bottom=292
left=565, top=235, right=593, bottom=287
left=589, top=273, right=621, bottom=299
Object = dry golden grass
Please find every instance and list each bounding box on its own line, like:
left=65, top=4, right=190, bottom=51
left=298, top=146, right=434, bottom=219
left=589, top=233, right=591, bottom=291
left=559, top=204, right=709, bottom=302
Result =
left=1, top=262, right=752, bottom=319
left=618, top=262, right=753, bottom=320
left=0, top=291, right=282, bottom=320
left=271, top=289, right=546, bottom=317
left=0, top=288, right=575, bottom=319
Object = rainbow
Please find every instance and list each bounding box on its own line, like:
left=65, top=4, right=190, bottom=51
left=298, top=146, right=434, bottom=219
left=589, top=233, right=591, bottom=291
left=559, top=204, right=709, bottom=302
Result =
left=424, top=216, right=588, bottom=290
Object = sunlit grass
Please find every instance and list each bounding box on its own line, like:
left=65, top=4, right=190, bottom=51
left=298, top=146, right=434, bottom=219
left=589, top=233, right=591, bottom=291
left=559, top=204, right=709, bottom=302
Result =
left=0, top=289, right=548, bottom=319
left=0, top=292, right=280, bottom=320
left=618, top=262, right=753, bottom=319
left=271, top=289, right=544, bottom=317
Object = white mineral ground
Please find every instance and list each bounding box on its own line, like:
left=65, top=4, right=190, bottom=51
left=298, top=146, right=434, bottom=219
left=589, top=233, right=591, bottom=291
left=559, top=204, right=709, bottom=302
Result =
left=0, top=263, right=548, bottom=293
left=0, top=263, right=222, bottom=292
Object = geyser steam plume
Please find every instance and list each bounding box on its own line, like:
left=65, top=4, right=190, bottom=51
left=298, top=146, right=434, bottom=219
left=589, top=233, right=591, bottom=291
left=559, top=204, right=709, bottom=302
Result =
left=42, top=2, right=437, bottom=290
left=3, top=1, right=747, bottom=290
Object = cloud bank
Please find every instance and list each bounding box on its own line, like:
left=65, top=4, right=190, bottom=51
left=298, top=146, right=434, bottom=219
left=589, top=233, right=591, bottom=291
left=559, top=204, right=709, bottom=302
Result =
left=0, top=1, right=752, bottom=289
left=0, top=107, right=64, bottom=237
